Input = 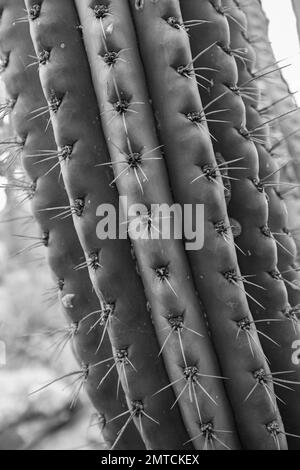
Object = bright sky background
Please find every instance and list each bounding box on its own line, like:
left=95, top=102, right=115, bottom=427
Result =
left=262, top=0, right=300, bottom=105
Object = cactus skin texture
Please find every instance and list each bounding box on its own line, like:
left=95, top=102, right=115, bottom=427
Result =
left=292, top=0, right=300, bottom=48
left=242, top=0, right=300, bottom=261
left=241, top=0, right=300, bottom=257
left=129, top=0, right=286, bottom=450
left=74, top=0, right=239, bottom=450
left=226, top=0, right=300, bottom=448
left=24, top=0, right=194, bottom=450
left=0, top=0, right=145, bottom=450
left=4, top=0, right=300, bottom=450
left=226, top=0, right=300, bottom=310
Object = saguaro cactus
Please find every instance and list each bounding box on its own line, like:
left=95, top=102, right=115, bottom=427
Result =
left=2, top=0, right=300, bottom=450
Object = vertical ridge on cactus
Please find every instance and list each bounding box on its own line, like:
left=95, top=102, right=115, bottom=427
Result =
left=228, top=0, right=300, bottom=449
left=74, top=0, right=240, bottom=450
left=0, top=0, right=144, bottom=450
left=24, top=0, right=192, bottom=450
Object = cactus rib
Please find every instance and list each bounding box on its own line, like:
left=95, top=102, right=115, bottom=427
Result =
left=24, top=0, right=192, bottom=450
left=0, top=0, right=144, bottom=450
left=227, top=0, right=300, bottom=448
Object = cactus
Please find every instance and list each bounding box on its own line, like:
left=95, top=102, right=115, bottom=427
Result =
left=2, top=0, right=300, bottom=450
left=0, top=0, right=144, bottom=450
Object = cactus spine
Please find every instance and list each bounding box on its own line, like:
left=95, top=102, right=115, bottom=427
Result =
left=74, top=0, right=240, bottom=450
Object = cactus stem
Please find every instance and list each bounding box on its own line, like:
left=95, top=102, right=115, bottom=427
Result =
left=29, top=364, right=89, bottom=407
left=26, top=50, right=50, bottom=68
left=236, top=317, right=270, bottom=362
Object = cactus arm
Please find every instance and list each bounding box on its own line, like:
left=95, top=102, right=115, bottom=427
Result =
left=129, top=0, right=285, bottom=449
left=0, top=0, right=145, bottom=450
left=24, top=0, right=191, bottom=450
left=224, top=0, right=300, bottom=448
left=73, top=0, right=239, bottom=449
